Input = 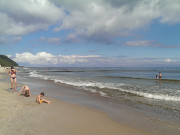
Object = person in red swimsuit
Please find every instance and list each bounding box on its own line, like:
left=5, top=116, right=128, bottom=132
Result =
left=8, top=66, right=17, bottom=92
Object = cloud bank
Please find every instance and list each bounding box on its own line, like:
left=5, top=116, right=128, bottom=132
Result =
left=1, top=0, right=180, bottom=44
left=53, top=0, right=180, bottom=43
left=0, top=0, right=64, bottom=36
left=14, top=52, right=102, bottom=66
left=13, top=52, right=179, bottom=67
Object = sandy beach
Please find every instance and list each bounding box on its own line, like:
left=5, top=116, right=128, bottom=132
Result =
left=1, top=67, right=180, bottom=135
left=0, top=68, right=160, bottom=135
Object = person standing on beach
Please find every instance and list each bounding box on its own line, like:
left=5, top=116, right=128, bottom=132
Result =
left=8, top=66, right=17, bottom=91
left=36, top=92, right=51, bottom=104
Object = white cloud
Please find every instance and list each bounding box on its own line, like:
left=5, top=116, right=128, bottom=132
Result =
left=52, top=0, right=180, bottom=43
left=0, top=0, right=64, bottom=36
left=53, top=0, right=157, bottom=42
left=125, top=40, right=161, bottom=47
left=13, top=52, right=180, bottom=66
left=0, top=36, right=22, bottom=44
left=40, top=37, right=61, bottom=44
left=6, top=55, right=12, bottom=58
left=157, top=0, right=180, bottom=24
left=1, top=0, right=180, bottom=44
left=58, top=55, right=101, bottom=64
left=165, top=59, right=171, bottom=62
left=13, top=52, right=101, bottom=66
left=13, top=52, right=58, bottom=65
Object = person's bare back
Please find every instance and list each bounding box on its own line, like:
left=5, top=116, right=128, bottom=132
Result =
left=18, top=85, right=31, bottom=97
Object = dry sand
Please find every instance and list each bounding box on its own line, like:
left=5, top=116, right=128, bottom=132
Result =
left=0, top=68, right=156, bottom=135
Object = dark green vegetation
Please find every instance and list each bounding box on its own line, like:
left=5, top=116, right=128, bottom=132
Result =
left=0, top=55, right=18, bottom=67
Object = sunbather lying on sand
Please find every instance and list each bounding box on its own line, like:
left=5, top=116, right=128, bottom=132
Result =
left=36, top=92, right=52, bottom=104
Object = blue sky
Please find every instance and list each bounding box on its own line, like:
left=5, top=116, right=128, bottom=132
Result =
left=1, top=0, right=180, bottom=67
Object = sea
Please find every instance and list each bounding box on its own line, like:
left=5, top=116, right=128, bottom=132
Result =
left=17, top=67, right=180, bottom=125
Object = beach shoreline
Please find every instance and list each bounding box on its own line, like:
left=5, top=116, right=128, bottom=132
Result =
left=0, top=67, right=179, bottom=135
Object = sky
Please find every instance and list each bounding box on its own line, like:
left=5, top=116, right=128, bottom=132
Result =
left=0, top=0, right=180, bottom=67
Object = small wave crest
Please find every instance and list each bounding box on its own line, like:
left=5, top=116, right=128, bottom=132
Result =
left=53, top=79, right=125, bottom=89
left=29, top=70, right=43, bottom=78
left=117, top=88, right=180, bottom=102
left=136, top=92, right=180, bottom=102
left=50, top=79, right=180, bottom=101
left=28, top=70, right=180, bottom=102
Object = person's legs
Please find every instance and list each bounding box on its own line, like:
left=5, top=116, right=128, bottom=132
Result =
left=14, top=78, right=17, bottom=90
left=10, top=78, right=14, bottom=90
left=42, top=99, right=52, bottom=104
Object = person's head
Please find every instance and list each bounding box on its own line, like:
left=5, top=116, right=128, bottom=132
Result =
left=40, top=92, right=45, bottom=97
left=11, top=66, right=15, bottom=71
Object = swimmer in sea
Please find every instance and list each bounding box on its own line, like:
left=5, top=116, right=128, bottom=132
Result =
left=36, top=92, right=51, bottom=104
left=159, top=72, right=162, bottom=79
left=18, top=85, right=31, bottom=97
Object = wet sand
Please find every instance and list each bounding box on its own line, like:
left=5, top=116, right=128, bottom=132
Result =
left=0, top=68, right=158, bottom=135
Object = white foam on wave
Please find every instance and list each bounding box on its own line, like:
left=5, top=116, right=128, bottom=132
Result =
left=115, top=87, right=180, bottom=102
left=28, top=69, right=124, bottom=92
left=53, top=79, right=126, bottom=97
left=53, top=79, right=125, bottom=89
left=28, top=70, right=180, bottom=102
left=43, top=78, right=180, bottom=101
left=99, top=91, right=108, bottom=97
left=29, top=70, right=50, bottom=80
left=85, top=82, right=180, bottom=102
left=28, top=71, right=101, bottom=95
left=135, top=91, right=180, bottom=102
left=177, top=90, right=180, bottom=93
left=29, top=70, right=42, bottom=78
